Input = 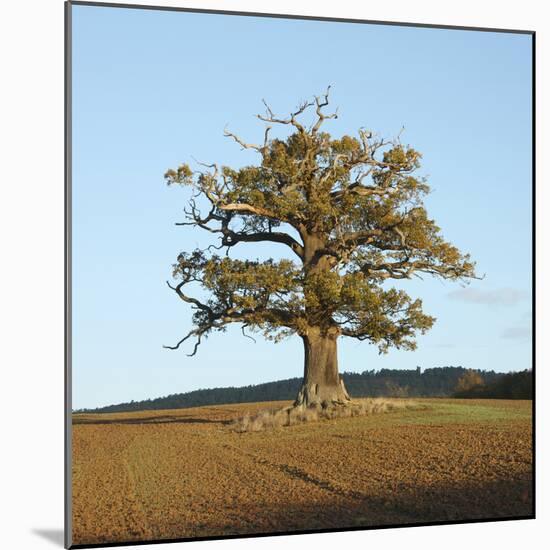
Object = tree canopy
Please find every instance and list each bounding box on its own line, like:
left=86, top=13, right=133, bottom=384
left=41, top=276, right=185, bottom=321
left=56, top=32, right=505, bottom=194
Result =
left=165, top=88, right=475, bottom=365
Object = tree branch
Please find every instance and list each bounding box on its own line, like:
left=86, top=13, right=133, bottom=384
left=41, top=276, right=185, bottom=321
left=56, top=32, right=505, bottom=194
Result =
left=222, top=229, right=304, bottom=259
left=223, top=128, right=263, bottom=152
left=257, top=97, right=314, bottom=134
left=166, top=280, right=216, bottom=320
left=360, top=259, right=478, bottom=281
left=312, top=85, right=338, bottom=133
left=218, top=202, right=290, bottom=221
left=163, top=326, right=207, bottom=356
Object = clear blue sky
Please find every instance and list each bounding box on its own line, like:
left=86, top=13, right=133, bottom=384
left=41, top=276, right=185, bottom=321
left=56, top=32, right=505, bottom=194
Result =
left=71, top=4, right=532, bottom=409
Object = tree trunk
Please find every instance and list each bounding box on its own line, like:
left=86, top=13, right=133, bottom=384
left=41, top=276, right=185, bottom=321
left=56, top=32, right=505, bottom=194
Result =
left=294, top=327, right=351, bottom=408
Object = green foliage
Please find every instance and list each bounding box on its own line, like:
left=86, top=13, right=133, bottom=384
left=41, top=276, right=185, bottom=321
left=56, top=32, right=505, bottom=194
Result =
left=164, top=90, right=476, bottom=355
left=164, top=163, right=193, bottom=185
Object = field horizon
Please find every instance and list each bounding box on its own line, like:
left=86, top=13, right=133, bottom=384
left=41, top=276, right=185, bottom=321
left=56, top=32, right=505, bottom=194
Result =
left=71, top=398, right=533, bottom=546
left=73, top=366, right=532, bottom=414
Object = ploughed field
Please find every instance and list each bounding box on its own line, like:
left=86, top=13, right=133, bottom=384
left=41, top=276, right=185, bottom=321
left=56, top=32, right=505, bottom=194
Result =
left=72, top=399, right=532, bottom=545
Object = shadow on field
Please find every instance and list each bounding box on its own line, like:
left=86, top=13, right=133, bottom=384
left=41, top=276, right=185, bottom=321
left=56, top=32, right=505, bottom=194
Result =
left=72, top=415, right=229, bottom=426
left=71, top=474, right=533, bottom=546
left=180, top=477, right=534, bottom=538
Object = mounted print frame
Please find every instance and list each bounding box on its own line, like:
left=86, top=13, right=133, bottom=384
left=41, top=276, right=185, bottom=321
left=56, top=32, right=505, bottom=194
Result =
left=65, top=1, right=535, bottom=547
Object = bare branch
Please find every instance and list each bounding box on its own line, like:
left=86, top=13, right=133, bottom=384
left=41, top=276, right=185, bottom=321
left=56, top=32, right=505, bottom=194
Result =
left=241, top=324, right=257, bottom=343
left=257, top=97, right=314, bottom=133
left=330, top=182, right=397, bottom=201
left=312, top=85, right=338, bottom=133
left=176, top=202, right=226, bottom=233
left=187, top=331, right=204, bottom=356
left=222, top=229, right=304, bottom=259
left=224, top=127, right=263, bottom=152
left=166, top=280, right=215, bottom=320
left=176, top=195, right=304, bottom=258
left=218, top=202, right=286, bottom=221
left=263, top=125, right=272, bottom=149
left=163, top=325, right=209, bottom=355
left=162, top=328, right=196, bottom=351
left=360, top=258, right=478, bottom=281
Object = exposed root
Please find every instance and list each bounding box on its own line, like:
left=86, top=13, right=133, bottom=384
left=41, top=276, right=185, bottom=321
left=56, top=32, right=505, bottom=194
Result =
left=230, top=398, right=420, bottom=433
left=293, top=378, right=351, bottom=409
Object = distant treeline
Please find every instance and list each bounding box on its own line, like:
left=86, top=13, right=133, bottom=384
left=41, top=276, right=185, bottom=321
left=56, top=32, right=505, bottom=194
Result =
left=76, top=366, right=531, bottom=414
left=453, top=369, right=532, bottom=399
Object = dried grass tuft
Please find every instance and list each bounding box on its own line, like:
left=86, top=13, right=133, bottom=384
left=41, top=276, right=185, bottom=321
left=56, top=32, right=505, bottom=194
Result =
left=230, top=398, right=419, bottom=432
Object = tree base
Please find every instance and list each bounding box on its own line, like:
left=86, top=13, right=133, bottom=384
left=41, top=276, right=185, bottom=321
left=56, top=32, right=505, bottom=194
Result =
left=293, top=377, right=351, bottom=409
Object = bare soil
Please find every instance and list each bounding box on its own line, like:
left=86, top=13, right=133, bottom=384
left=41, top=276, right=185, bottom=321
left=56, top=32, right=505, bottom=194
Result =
left=72, top=399, right=532, bottom=545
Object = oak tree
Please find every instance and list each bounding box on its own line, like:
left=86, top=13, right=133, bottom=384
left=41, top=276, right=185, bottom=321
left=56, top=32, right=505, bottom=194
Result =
left=165, top=89, right=476, bottom=409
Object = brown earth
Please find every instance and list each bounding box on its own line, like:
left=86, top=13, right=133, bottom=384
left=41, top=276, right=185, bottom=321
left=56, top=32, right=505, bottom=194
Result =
left=71, top=399, right=533, bottom=545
